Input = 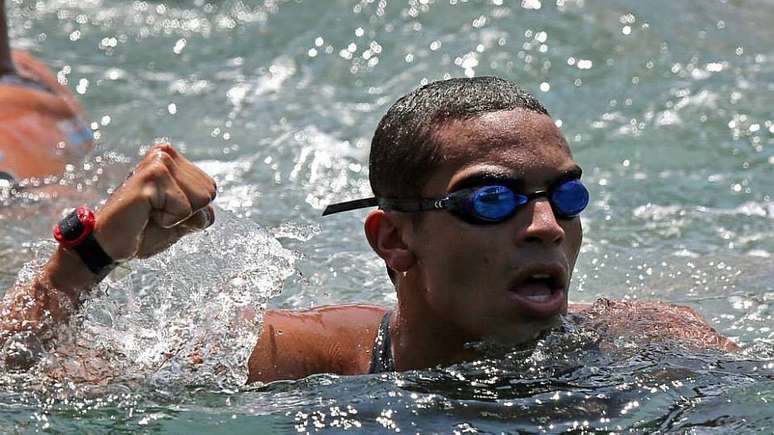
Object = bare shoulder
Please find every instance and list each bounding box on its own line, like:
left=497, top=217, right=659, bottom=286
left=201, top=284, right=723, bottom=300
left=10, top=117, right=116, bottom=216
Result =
left=572, top=298, right=739, bottom=352
left=268, top=303, right=387, bottom=322
left=247, top=304, right=388, bottom=384
left=262, top=304, right=387, bottom=339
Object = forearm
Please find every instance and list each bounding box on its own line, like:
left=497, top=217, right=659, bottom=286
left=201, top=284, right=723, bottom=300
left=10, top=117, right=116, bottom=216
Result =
left=0, top=246, right=99, bottom=365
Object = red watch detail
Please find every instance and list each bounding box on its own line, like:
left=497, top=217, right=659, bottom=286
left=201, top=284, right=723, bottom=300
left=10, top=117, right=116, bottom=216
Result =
left=53, top=206, right=96, bottom=248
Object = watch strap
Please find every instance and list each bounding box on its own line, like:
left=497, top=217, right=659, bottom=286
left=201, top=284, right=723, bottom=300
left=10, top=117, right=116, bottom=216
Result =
left=72, top=232, right=117, bottom=276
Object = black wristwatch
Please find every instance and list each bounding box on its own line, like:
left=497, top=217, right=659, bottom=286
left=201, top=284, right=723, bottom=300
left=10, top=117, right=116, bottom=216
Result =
left=53, top=206, right=117, bottom=276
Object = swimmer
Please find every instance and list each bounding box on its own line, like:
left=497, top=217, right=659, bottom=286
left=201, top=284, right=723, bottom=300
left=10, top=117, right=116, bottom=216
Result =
left=0, top=77, right=738, bottom=379
left=0, top=0, right=93, bottom=186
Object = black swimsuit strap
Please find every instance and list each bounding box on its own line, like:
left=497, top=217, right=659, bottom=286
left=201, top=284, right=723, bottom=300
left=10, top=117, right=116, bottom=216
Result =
left=368, top=310, right=395, bottom=374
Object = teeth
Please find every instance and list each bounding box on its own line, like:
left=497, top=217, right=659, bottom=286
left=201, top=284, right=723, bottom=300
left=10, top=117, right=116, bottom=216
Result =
left=525, top=293, right=551, bottom=302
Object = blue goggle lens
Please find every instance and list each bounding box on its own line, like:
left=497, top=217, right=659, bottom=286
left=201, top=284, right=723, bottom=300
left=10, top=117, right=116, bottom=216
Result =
left=550, top=179, right=589, bottom=218
left=471, top=185, right=524, bottom=221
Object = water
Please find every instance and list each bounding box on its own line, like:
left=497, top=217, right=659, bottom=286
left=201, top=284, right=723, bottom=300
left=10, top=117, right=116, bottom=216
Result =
left=1, top=0, right=772, bottom=432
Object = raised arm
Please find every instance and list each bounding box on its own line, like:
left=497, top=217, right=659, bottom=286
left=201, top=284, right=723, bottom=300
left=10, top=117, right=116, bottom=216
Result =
left=0, top=144, right=216, bottom=369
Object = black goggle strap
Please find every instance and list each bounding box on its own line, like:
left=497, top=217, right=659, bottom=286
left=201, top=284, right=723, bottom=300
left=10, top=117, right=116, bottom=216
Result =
left=321, top=197, right=379, bottom=216
left=377, top=197, right=449, bottom=212
left=322, top=196, right=447, bottom=216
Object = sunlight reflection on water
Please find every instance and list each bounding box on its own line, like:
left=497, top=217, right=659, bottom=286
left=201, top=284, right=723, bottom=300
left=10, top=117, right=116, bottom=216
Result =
left=0, top=0, right=772, bottom=431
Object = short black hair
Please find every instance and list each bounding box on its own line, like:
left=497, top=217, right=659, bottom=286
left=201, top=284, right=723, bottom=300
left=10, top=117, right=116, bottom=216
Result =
left=368, top=76, right=549, bottom=198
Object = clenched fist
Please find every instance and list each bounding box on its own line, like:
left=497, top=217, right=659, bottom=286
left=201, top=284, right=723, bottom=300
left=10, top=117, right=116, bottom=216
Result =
left=94, top=143, right=216, bottom=261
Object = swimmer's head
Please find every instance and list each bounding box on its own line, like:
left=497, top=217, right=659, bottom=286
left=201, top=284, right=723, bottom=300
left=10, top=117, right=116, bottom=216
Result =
left=368, top=77, right=560, bottom=284
left=369, top=76, right=549, bottom=199
left=366, top=79, right=581, bottom=341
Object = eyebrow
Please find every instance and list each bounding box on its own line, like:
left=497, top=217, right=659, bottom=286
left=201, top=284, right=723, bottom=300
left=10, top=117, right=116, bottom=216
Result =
left=449, top=165, right=583, bottom=192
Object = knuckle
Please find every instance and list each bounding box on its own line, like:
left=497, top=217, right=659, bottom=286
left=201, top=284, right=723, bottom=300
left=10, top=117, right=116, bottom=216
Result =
left=153, top=149, right=175, bottom=166
left=143, top=144, right=161, bottom=160
left=143, top=145, right=176, bottom=168
left=152, top=143, right=176, bottom=155
left=141, top=160, right=171, bottom=182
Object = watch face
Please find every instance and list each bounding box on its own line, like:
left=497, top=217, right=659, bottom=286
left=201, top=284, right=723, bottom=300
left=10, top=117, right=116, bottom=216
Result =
left=54, top=206, right=95, bottom=247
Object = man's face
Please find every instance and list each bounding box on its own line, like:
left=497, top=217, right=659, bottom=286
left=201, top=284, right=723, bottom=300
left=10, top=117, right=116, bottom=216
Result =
left=403, top=108, right=583, bottom=343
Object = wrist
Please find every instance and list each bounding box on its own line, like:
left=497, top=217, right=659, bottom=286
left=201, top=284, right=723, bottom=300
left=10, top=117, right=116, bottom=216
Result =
left=54, top=206, right=118, bottom=276
left=49, top=205, right=118, bottom=299
left=44, top=246, right=101, bottom=301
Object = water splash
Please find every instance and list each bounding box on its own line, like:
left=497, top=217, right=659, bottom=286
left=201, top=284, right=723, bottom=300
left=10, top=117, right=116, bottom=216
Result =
left=9, top=208, right=295, bottom=391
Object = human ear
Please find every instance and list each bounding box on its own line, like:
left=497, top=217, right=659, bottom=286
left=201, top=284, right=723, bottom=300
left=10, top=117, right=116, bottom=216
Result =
left=364, top=210, right=416, bottom=272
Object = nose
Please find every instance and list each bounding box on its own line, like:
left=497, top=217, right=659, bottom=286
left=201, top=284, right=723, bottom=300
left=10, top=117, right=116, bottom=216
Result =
left=516, top=198, right=565, bottom=246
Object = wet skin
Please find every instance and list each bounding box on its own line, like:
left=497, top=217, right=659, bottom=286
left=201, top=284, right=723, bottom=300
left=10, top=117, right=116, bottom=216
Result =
left=249, top=108, right=586, bottom=382
left=0, top=51, right=93, bottom=180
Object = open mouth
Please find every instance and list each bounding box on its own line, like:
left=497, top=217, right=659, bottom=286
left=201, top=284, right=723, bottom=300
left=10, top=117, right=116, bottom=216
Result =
left=515, top=273, right=559, bottom=301
left=507, top=265, right=568, bottom=317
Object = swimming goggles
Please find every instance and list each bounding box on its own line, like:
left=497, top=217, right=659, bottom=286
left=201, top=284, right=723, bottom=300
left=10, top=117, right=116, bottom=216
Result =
left=322, top=179, right=589, bottom=225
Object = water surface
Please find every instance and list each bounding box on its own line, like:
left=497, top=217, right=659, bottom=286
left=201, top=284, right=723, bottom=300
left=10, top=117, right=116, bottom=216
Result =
left=1, top=0, right=772, bottom=432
